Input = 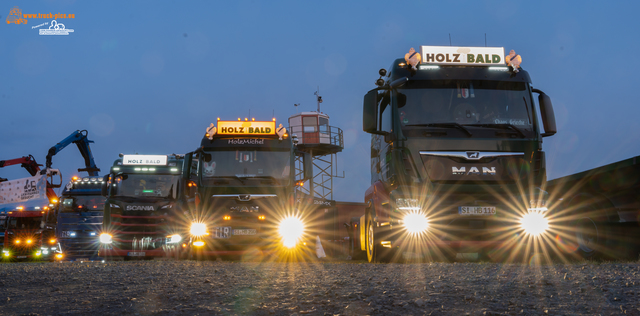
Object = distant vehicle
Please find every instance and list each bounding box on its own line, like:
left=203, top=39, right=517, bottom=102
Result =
left=1, top=207, right=59, bottom=261
left=6, top=7, right=27, bottom=25
left=1, top=155, right=63, bottom=261
left=45, top=130, right=103, bottom=261
left=182, top=119, right=312, bottom=259
left=355, top=45, right=557, bottom=263
left=100, top=154, right=186, bottom=260
left=57, top=177, right=105, bottom=261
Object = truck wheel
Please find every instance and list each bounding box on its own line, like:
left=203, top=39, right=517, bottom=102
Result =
left=365, top=215, right=376, bottom=263
left=574, top=217, right=601, bottom=258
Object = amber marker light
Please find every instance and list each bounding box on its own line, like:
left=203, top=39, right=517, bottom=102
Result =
left=258, top=215, right=265, bottom=221
left=15, top=239, right=21, bottom=244
left=56, top=253, right=64, bottom=259
left=223, top=215, right=231, bottom=220
left=49, top=238, right=56, bottom=244
left=26, top=239, right=33, bottom=244
left=193, top=241, right=205, bottom=247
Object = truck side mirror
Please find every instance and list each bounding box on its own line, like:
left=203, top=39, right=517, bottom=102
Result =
left=363, top=90, right=378, bottom=134
left=303, top=152, right=313, bottom=180
left=182, top=153, right=193, bottom=180
left=101, top=175, right=109, bottom=196
left=533, top=88, right=557, bottom=137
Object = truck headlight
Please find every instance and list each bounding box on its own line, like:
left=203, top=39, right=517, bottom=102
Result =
left=520, top=211, right=549, bottom=236
left=190, top=223, right=208, bottom=236
left=168, top=234, right=182, bottom=243
left=403, top=212, right=429, bottom=235
left=99, top=233, right=112, bottom=244
left=278, top=216, right=305, bottom=248
left=396, top=198, right=420, bottom=211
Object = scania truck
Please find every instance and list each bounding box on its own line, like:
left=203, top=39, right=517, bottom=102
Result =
left=183, top=119, right=311, bottom=259
left=357, top=46, right=557, bottom=262
left=99, top=154, right=186, bottom=260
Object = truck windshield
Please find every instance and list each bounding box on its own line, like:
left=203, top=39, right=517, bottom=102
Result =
left=114, top=174, right=179, bottom=199
left=201, top=149, right=291, bottom=185
left=398, top=80, right=533, bottom=128
left=8, top=216, right=42, bottom=229
left=62, top=195, right=106, bottom=212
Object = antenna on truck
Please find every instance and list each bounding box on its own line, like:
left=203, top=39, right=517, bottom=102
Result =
left=449, top=34, right=452, bottom=46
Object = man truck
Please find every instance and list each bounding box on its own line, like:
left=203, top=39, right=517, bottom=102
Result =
left=356, top=46, right=557, bottom=262
left=183, top=119, right=312, bottom=259
left=99, top=154, right=186, bottom=260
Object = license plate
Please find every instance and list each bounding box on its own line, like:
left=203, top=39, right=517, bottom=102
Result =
left=127, top=252, right=146, bottom=257
left=459, top=206, right=496, bottom=216
left=233, top=229, right=256, bottom=236
left=212, top=227, right=231, bottom=238
left=75, top=258, right=89, bottom=261
left=17, top=255, right=27, bottom=259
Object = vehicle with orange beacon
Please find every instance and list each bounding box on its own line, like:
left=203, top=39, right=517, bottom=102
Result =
left=183, top=118, right=312, bottom=259
left=355, top=45, right=557, bottom=262
left=1, top=156, right=63, bottom=261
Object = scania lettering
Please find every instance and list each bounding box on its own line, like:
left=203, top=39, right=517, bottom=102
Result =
left=183, top=119, right=311, bottom=259
left=357, top=46, right=557, bottom=263
left=100, top=154, right=185, bottom=260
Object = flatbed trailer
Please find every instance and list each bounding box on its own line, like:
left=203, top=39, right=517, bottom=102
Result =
left=545, top=155, right=640, bottom=260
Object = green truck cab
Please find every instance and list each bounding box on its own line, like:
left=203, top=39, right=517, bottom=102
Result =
left=183, top=119, right=312, bottom=259
left=358, top=46, right=557, bottom=262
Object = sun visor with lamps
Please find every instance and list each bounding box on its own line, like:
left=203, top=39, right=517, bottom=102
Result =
left=122, top=155, right=168, bottom=166
left=419, top=46, right=506, bottom=66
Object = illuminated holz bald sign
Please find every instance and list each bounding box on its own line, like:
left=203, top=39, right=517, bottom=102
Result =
left=214, top=121, right=276, bottom=136
left=420, top=46, right=505, bottom=66
left=122, top=155, right=168, bottom=165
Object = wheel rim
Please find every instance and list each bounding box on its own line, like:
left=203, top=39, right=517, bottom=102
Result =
left=575, top=217, right=597, bottom=253
left=367, top=220, right=374, bottom=259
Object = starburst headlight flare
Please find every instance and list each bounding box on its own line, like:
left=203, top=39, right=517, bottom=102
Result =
left=520, top=211, right=549, bottom=236
left=190, top=223, right=208, bottom=236
left=168, top=234, right=182, bottom=243
left=396, top=198, right=420, bottom=211
left=403, top=212, right=429, bottom=234
left=99, top=233, right=112, bottom=244
left=278, top=216, right=305, bottom=248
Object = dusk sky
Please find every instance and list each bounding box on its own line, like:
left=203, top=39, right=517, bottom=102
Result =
left=2, top=1, right=639, bottom=202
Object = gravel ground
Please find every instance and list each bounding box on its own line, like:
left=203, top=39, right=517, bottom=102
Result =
left=1, top=259, right=640, bottom=315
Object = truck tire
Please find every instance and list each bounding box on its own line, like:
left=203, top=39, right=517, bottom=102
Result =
left=559, top=195, right=612, bottom=260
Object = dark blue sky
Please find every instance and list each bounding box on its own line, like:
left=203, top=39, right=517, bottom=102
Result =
left=2, top=1, right=640, bottom=202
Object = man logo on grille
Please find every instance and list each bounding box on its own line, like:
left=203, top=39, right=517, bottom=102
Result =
left=467, top=152, right=479, bottom=159
left=238, top=194, right=251, bottom=201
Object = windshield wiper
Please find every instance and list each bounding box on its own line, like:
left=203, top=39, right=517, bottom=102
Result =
left=465, top=124, right=526, bottom=138
left=404, top=123, right=472, bottom=137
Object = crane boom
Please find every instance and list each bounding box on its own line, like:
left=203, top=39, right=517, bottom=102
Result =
left=45, top=130, right=100, bottom=176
